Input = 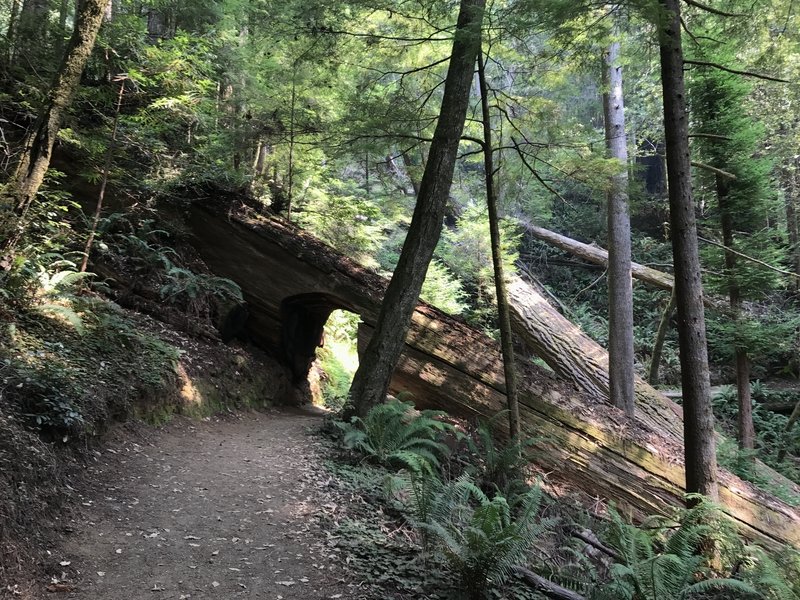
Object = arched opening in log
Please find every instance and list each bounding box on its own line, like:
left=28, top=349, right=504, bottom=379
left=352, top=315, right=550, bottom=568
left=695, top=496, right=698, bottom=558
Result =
left=280, top=293, right=356, bottom=382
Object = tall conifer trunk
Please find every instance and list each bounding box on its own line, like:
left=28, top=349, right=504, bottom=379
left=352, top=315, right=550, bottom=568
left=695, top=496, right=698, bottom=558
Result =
left=348, top=0, right=485, bottom=417
left=657, top=0, right=718, bottom=501
left=603, top=39, right=635, bottom=418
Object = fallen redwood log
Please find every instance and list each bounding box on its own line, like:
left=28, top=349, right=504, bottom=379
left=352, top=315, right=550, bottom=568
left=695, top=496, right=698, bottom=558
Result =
left=187, top=200, right=800, bottom=550
left=521, top=221, right=675, bottom=290
left=520, top=222, right=725, bottom=311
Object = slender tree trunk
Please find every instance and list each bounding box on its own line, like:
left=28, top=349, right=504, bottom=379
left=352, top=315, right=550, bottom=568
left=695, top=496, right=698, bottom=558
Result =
left=57, top=0, right=70, bottom=53
left=287, top=75, right=296, bottom=221
left=80, top=76, right=124, bottom=273
left=718, top=175, right=754, bottom=451
left=478, top=48, right=520, bottom=439
left=786, top=163, right=800, bottom=292
left=603, top=39, right=635, bottom=418
left=648, top=288, right=676, bottom=386
left=2, top=0, right=108, bottom=254
left=348, top=0, right=485, bottom=418
left=401, top=152, right=421, bottom=196
left=658, top=0, right=718, bottom=501
left=4, top=0, right=21, bottom=68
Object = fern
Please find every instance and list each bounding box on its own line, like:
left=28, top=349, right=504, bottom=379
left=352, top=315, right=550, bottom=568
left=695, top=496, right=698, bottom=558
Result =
left=467, top=413, right=538, bottom=500
left=592, top=501, right=758, bottom=600
left=422, top=476, right=554, bottom=600
left=337, top=398, right=452, bottom=471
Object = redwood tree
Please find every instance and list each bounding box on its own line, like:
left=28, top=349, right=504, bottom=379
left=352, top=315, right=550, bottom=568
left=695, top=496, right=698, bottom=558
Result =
left=348, top=0, right=485, bottom=417
left=657, top=0, right=719, bottom=501
left=603, top=38, right=635, bottom=418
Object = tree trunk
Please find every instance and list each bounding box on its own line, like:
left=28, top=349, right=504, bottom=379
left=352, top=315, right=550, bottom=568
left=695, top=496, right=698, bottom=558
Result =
left=348, top=0, right=485, bottom=418
left=507, top=275, right=683, bottom=435
left=15, top=0, right=48, bottom=63
left=2, top=0, right=108, bottom=252
left=658, top=0, right=718, bottom=501
left=786, top=162, right=800, bottom=292
left=401, top=151, right=421, bottom=196
left=80, top=76, right=124, bottom=273
left=603, top=39, right=635, bottom=418
left=718, top=174, right=755, bottom=451
left=520, top=221, right=676, bottom=291
left=478, top=48, right=520, bottom=438
left=648, top=288, right=676, bottom=386
left=3, top=0, right=21, bottom=68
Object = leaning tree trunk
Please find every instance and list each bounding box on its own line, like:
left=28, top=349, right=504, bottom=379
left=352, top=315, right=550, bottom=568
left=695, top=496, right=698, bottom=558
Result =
left=507, top=275, right=682, bottom=436
left=3, top=0, right=107, bottom=249
left=658, top=0, right=718, bottom=501
left=348, top=0, right=485, bottom=418
left=478, top=48, right=520, bottom=438
left=603, top=39, right=635, bottom=418
left=648, top=288, right=676, bottom=386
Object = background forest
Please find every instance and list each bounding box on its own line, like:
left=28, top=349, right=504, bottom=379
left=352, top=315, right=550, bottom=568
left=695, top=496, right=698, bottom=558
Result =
left=1, top=0, right=800, bottom=598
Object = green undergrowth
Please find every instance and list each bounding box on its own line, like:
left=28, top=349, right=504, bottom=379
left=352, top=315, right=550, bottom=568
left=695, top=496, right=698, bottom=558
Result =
left=320, top=402, right=800, bottom=600
left=712, top=385, right=800, bottom=504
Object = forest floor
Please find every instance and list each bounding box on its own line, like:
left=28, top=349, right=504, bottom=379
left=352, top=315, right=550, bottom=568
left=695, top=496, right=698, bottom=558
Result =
left=29, top=407, right=380, bottom=600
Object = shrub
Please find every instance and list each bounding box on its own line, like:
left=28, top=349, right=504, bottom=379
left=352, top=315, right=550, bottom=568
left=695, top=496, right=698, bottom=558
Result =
left=337, top=398, right=453, bottom=472
left=421, top=476, right=552, bottom=600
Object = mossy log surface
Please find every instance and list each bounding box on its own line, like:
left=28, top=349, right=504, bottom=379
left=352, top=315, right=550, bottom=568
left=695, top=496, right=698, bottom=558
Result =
left=188, top=201, right=800, bottom=549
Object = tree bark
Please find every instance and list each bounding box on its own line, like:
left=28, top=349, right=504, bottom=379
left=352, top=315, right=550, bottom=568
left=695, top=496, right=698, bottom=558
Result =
left=718, top=175, right=755, bottom=451
left=603, top=39, right=635, bottom=418
left=348, top=0, right=485, bottom=418
left=2, top=0, right=107, bottom=254
left=786, top=162, right=800, bottom=292
left=478, top=48, right=520, bottom=438
left=648, top=287, right=676, bottom=386
left=658, top=0, right=718, bottom=501
left=14, top=0, right=48, bottom=64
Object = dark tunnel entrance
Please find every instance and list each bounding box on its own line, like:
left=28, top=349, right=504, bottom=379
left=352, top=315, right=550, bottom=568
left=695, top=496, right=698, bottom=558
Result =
left=279, top=293, right=359, bottom=384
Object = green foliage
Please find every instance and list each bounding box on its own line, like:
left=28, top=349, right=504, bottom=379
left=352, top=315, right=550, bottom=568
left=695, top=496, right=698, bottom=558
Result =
left=713, top=386, right=800, bottom=490
left=740, top=546, right=800, bottom=600
left=159, top=262, right=243, bottom=319
left=337, top=398, right=453, bottom=472
left=466, top=415, right=538, bottom=500
left=421, top=476, right=552, bottom=600
left=593, top=498, right=756, bottom=600
left=437, top=204, right=521, bottom=331
left=317, top=346, right=352, bottom=411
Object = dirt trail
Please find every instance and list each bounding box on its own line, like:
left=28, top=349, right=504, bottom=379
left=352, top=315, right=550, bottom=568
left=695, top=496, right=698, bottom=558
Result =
left=52, top=408, right=368, bottom=600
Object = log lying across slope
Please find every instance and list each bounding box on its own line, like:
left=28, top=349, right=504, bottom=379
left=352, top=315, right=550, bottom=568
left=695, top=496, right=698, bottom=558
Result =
left=187, top=202, right=800, bottom=549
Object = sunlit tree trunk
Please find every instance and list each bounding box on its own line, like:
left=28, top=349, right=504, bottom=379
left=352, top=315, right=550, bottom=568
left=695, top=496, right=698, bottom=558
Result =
left=658, top=0, right=718, bottom=501
left=348, top=0, right=485, bottom=418
left=603, top=39, right=635, bottom=418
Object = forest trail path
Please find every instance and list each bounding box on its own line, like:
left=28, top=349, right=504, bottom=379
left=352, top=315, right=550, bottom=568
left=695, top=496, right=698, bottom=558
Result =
left=55, top=408, right=366, bottom=600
